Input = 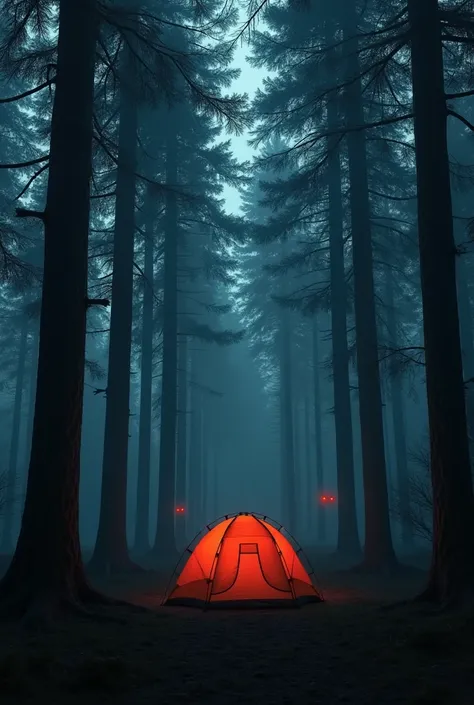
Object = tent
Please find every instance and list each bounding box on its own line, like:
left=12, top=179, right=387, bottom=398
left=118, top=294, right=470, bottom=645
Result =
left=163, top=512, right=323, bottom=609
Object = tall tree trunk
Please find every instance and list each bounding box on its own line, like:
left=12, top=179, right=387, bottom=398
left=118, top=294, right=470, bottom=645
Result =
left=455, top=248, right=474, bottom=440
left=212, top=450, right=218, bottom=520
left=1, top=318, right=28, bottom=553
left=327, top=103, right=361, bottom=556
left=342, top=2, right=396, bottom=569
left=153, top=127, right=179, bottom=560
left=24, top=322, right=39, bottom=485
left=175, top=324, right=188, bottom=548
left=304, top=396, right=312, bottom=534
left=0, top=0, right=101, bottom=618
left=19, top=322, right=39, bottom=524
left=91, top=50, right=138, bottom=574
left=408, top=0, right=474, bottom=601
left=451, top=178, right=474, bottom=439
left=279, top=361, right=286, bottom=525
left=326, top=5, right=361, bottom=558
left=381, top=388, right=393, bottom=503
left=312, top=317, right=326, bottom=542
left=293, top=401, right=301, bottom=534
left=201, top=409, right=208, bottom=524
left=189, top=351, right=203, bottom=537
left=279, top=312, right=296, bottom=533
left=133, top=192, right=155, bottom=555
left=385, top=261, right=413, bottom=548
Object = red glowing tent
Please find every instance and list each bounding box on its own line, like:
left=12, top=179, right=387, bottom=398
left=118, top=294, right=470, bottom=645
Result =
left=163, top=512, right=323, bottom=609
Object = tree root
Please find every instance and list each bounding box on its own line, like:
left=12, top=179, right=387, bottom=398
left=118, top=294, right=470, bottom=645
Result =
left=379, top=584, right=474, bottom=614
left=414, top=584, right=474, bottom=611
left=21, top=595, right=96, bottom=630
left=414, top=585, right=436, bottom=603
left=0, top=578, right=153, bottom=629
left=78, top=583, right=152, bottom=614
left=0, top=591, right=102, bottom=630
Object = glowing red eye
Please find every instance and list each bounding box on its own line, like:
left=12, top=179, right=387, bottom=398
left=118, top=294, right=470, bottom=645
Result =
left=330, top=497, right=334, bottom=502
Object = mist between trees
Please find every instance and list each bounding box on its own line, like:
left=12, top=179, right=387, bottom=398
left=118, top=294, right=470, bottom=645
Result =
left=0, top=0, right=473, bottom=620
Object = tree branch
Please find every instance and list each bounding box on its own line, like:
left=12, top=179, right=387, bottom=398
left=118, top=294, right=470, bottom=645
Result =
left=0, top=156, right=49, bottom=169
left=447, top=108, right=474, bottom=132
left=0, top=79, right=56, bottom=104
left=15, top=208, right=46, bottom=221
left=85, top=297, right=110, bottom=308
left=14, top=163, right=50, bottom=201
left=445, top=88, right=474, bottom=100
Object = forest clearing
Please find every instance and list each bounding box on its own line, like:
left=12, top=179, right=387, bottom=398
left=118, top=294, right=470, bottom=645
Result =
left=1, top=551, right=472, bottom=705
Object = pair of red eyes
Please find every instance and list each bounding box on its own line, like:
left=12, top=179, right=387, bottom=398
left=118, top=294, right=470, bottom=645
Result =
left=175, top=507, right=185, bottom=513
left=320, top=496, right=336, bottom=503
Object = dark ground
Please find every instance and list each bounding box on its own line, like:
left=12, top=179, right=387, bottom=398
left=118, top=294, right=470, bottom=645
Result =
left=0, top=549, right=472, bottom=704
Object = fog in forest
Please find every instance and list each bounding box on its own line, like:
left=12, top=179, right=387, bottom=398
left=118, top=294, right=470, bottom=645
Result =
left=0, top=16, right=435, bottom=559
left=0, top=2, right=474, bottom=700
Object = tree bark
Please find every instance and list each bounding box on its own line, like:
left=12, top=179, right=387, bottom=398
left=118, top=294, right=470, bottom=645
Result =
left=133, top=192, right=155, bottom=555
left=326, top=102, right=361, bottom=556
left=312, top=317, right=326, bottom=542
left=1, top=316, right=28, bottom=553
left=188, top=350, right=203, bottom=537
left=175, top=321, right=188, bottom=548
left=408, top=0, right=474, bottom=601
left=201, top=408, right=209, bottom=524
left=90, top=49, right=138, bottom=574
left=279, top=312, right=296, bottom=533
left=381, top=387, right=394, bottom=503
left=451, top=159, right=474, bottom=437
left=212, top=451, right=218, bottom=521
left=0, top=0, right=102, bottom=619
left=152, top=127, right=179, bottom=561
left=326, top=3, right=361, bottom=559
left=342, top=1, right=396, bottom=570
left=24, top=322, right=39, bottom=487
left=292, top=402, right=304, bottom=534
left=304, top=396, right=312, bottom=534
left=385, top=260, right=413, bottom=548
left=455, top=241, right=474, bottom=440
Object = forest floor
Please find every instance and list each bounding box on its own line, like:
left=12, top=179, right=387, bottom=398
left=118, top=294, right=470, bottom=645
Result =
left=0, top=549, right=473, bottom=705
